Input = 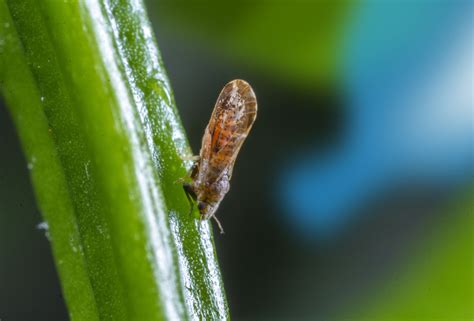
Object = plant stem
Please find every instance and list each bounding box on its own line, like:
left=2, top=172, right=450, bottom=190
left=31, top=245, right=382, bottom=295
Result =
left=0, top=1, right=228, bottom=320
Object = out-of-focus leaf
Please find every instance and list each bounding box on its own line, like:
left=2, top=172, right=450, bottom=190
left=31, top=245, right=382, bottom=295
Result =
left=339, top=191, right=474, bottom=321
left=149, top=1, right=352, bottom=87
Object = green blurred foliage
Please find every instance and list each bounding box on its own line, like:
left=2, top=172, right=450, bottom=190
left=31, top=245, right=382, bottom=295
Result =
left=149, top=0, right=352, bottom=88
left=342, top=191, right=474, bottom=321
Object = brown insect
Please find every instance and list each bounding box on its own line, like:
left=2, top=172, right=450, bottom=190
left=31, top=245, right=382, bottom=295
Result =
left=182, top=79, right=257, bottom=233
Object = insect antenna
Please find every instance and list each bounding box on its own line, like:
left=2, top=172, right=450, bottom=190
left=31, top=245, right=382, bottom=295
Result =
left=213, top=216, right=225, bottom=234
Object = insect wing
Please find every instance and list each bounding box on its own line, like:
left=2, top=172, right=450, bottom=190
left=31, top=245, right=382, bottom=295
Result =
left=205, top=80, right=257, bottom=181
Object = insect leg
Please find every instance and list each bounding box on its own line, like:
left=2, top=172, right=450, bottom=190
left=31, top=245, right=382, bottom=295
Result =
left=212, top=215, right=225, bottom=234
left=186, top=193, right=195, bottom=216
left=175, top=160, right=199, bottom=184
left=183, top=183, right=197, bottom=216
left=181, top=155, right=200, bottom=161
left=175, top=176, right=191, bottom=184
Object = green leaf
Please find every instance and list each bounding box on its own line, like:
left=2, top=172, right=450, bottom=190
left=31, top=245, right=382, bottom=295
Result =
left=0, top=1, right=228, bottom=320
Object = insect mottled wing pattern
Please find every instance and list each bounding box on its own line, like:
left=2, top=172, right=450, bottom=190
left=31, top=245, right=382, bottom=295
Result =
left=185, top=79, right=257, bottom=232
left=211, top=80, right=256, bottom=176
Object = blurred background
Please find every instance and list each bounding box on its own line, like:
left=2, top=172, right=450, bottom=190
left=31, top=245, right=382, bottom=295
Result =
left=1, top=0, right=472, bottom=320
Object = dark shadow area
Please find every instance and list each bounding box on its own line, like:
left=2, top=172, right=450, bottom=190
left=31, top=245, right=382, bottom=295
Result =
left=0, top=99, right=68, bottom=321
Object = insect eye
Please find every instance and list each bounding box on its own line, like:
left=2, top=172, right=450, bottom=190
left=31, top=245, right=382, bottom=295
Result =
left=198, top=202, right=206, bottom=211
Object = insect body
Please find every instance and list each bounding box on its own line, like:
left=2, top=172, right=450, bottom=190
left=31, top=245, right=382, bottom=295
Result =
left=183, top=79, right=257, bottom=233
